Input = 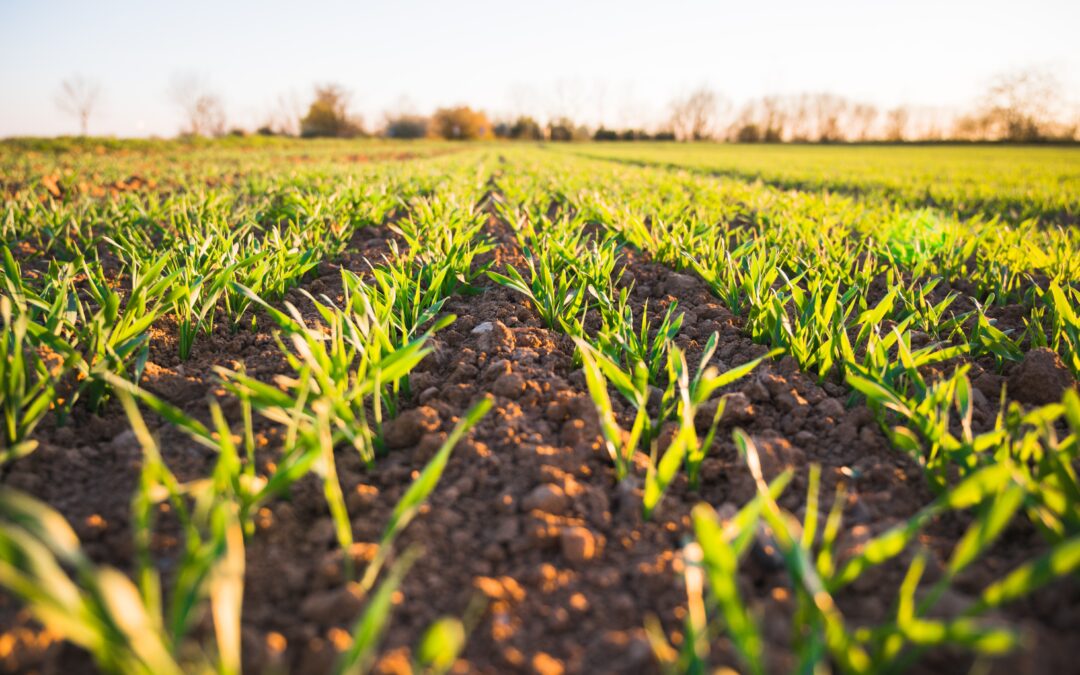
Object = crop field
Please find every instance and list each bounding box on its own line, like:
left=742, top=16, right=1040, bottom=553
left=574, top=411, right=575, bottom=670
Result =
left=560, top=143, right=1080, bottom=223
left=1, top=139, right=1079, bottom=674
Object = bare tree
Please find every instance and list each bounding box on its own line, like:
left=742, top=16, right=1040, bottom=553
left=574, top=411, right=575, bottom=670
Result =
left=787, top=94, right=813, bottom=141
left=54, top=75, right=101, bottom=136
left=809, top=93, right=848, bottom=142
left=263, top=90, right=303, bottom=136
left=910, top=107, right=948, bottom=141
left=670, top=86, right=722, bottom=141
left=885, top=106, right=910, bottom=142
left=170, top=74, right=226, bottom=137
left=759, top=95, right=788, bottom=141
left=979, top=67, right=1062, bottom=141
left=849, top=103, right=878, bottom=141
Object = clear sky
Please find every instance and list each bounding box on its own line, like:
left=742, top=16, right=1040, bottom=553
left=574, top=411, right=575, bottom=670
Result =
left=1, top=0, right=1077, bottom=137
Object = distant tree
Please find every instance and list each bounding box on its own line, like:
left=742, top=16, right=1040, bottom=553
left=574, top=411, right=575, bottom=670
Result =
left=758, top=96, right=787, bottom=142
left=594, top=127, right=618, bottom=141
left=916, top=108, right=948, bottom=141
left=384, top=113, right=428, bottom=139
left=977, top=68, right=1062, bottom=141
left=547, top=117, right=588, bottom=142
left=849, top=103, right=878, bottom=141
left=728, top=94, right=881, bottom=143
left=885, top=106, right=910, bottom=142
left=809, top=93, right=848, bottom=142
left=170, top=75, right=226, bottom=137
left=734, top=123, right=763, bottom=143
left=728, top=96, right=787, bottom=142
left=431, top=106, right=492, bottom=140
left=509, top=116, right=543, bottom=140
left=300, top=84, right=364, bottom=138
left=54, top=75, right=101, bottom=136
left=263, top=91, right=303, bottom=136
left=669, top=87, right=721, bottom=140
left=787, top=94, right=814, bottom=141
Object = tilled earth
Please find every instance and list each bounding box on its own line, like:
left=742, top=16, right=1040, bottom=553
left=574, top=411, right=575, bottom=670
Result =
left=2, top=213, right=1079, bottom=675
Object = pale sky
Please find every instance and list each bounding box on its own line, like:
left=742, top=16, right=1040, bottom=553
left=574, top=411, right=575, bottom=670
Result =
left=1, top=0, right=1078, bottom=137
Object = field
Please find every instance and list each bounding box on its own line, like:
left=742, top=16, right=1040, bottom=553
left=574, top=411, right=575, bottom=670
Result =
left=1, top=138, right=1079, bottom=674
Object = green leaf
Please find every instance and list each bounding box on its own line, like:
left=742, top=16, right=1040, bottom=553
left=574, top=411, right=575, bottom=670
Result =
left=416, top=617, right=466, bottom=674
left=973, top=535, right=1080, bottom=612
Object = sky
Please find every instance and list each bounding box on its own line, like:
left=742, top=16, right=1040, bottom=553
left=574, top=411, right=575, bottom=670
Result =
left=1, top=0, right=1078, bottom=137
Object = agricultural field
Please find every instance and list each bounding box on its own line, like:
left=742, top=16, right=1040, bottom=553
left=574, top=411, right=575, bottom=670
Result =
left=1, top=138, right=1079, bottom=674
left=560, top=143, right=1080, bottom=223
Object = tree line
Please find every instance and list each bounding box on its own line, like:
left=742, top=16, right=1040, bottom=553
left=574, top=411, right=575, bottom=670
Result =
left=54, top=67, right=1078, bottom=143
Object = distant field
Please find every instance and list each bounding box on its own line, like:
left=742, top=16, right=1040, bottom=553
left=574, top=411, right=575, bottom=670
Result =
left=2, top=138, right=1079, bottom=674
left=558, top=142, right=1080, bottom=222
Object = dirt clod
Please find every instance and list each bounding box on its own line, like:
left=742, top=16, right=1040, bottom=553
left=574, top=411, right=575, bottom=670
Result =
left=382, top=406, right=441, bottom=449
left=493, top=372, right=527, bottom=399
left=1009, top=347, right=1076, bottom=405
left=560, top=526, right=597, bottom=565
left=522, top=484, right=570, bottom=515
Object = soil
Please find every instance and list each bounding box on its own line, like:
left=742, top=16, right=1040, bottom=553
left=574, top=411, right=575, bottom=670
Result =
left=1, top=184, right=1079, bottom=675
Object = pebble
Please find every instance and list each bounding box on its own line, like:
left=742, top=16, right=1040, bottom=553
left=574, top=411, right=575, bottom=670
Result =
left=560, top=526, right=597, bottom=565
left=522, top=484, right=569, bottom=515
left=471, top=321, right=494, bottom=334
left=531, top=652, right=565, bottom=675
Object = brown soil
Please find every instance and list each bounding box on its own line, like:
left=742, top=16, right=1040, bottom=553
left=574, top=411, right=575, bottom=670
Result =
left=1008, top=348, right=1077, bottom=405
left=2, top=203, right=1078, bottom=675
